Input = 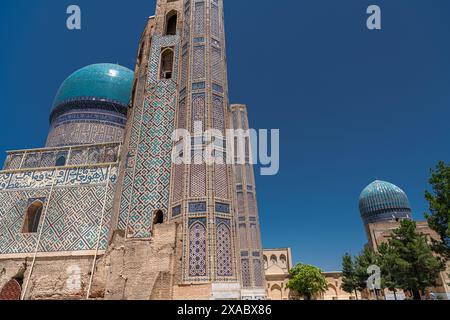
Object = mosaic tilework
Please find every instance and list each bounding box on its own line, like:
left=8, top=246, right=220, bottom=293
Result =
left=172, top=164, right=184, bottom=203
left=172, top=205, right=182, bottom=218
left=216, top=220, right=232, bottom=277
left=237, top=192, right=244, bottom=216
left=125, top=82, right=177, bottom=238
left=0, top=166, right=117, bottom=254
left=253, top=259, right=264, bottom=287
left=250, top=224, right=259, bottom=249
left=4, top=144, right=120, bottom=171
left=188, top=220, right=207, bottom=277
left=189, top=201, right=207, bottom=213
left=247, top=192, right=256, bottom=215
left=211, top=47, right=222, bottom=83
left=210, top=2, right=220, bottom=38
left=239, top=223, right=247, bottom=249
left=38, top=184, right=114, bottom=252
left=215, top=202, right=230, bottom=214
left=190, top=154, right=206, bottom=197
left=194, top=2, right=205, bottom=35
left=215, top=163, right=228, bottom=199
left=47, top=121, right=124, bottom=148
left=193, top=46, right=205, bottom=79
left=230, top=105, right=266, bottom=290
left=118, top=33, right=179, bottom=238
left=175, top=0, right=239, bottom=283
left=178, top=99, right=187, bottom=130
left=181, top=51, right=189, bottom=88
left=191, top=93, right=206, bottom=132
left=241, top=259, right=251, bottom=288
left=0, top=167, right=117, bottom=191
left=212, top=95, right=225, bottom=133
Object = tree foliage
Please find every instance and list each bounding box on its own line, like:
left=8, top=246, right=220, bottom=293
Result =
left=287, top=263, right=328, bottom=300
left=424, top=161, right=450, bottom=260
left=341, top=254, right=359, bottom=299
left=384, top=220, right=445, bottom=300
left=354, top=246, right=379, bottom=292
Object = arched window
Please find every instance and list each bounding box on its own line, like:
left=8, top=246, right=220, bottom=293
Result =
left=188, top=220, right=207, bottom=277
left=165, top=11, right=178, bottom=36
left=160, top=48, right=174, bottom=80
left=280, top=254, right=287, bottom=267
left=216, top=222, right=232, bottom=277
left=22, top=201, right=44, bottom=233
left=153, top=210, right=164, bottom=225
left=270, top=284, right=282, bottom=300
left=263, top=255, right=268, bottom=269
left=270, top=255, right=277, bottom=265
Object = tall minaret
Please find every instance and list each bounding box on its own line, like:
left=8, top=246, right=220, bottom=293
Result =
left=113, top=0, right=243, bottom=299
left=169, top=0, right=241, bottom=298
left=114, top=0, right=184, bottom=239
left=230, top=104, right=266, bottom=299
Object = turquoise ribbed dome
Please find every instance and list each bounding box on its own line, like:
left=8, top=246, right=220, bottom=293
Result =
left=359, top=180, right=412, bottom=225
left=52, top=63, right=134, bottom=108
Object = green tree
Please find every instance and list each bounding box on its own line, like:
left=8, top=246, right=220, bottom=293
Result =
left=378, top=243, right=401, bottom=300
left=424, top=161, right=450, bottom=260
left=354, top=246, right=381, bottom=299
left=341, top=253, right=360, bottom=300
left=287, top=263, right=328, bottom=300
left=386, top=220, right=445, bottom=300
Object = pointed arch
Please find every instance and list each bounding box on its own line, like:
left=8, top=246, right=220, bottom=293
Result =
left=160, top=48, right=174, bottom=80
left=188, top=220, right=207, bottom=277
left=22, top=200, right=44, bottom=234
left=216, top=221, right=233, bottom=277
left=165, top=10, right=178, bottom=36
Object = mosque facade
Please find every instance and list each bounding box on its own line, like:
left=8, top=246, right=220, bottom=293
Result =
left=359, top=180, right=450, bottom=300
left=0, top=0, right=266, bottom=300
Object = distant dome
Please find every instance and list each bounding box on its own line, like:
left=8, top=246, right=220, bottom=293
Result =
left=46, top=63, right=134, bottom=148
left=359, top=180, right=412, bottom=225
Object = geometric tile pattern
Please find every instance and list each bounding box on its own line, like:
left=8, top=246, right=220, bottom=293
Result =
left=176, top=0, right=238, bottom=283
left=210, top=2, right=220, bottom=38
left=3, top=143, right=120, bottom=171
left=216, top=219, right=233, bottom=277
left=230, top=105, right=266, bottom=289
left=241, top=259, right=251, bottom=288
left=0, top=166, right=117, bottom=254
left=194, top=2, right=205, bottom=35
left=253, top=259, right=264, bottom=287
left=188, top=219, right=207, bottom=277
left=118, top=34, right=179, bottom=239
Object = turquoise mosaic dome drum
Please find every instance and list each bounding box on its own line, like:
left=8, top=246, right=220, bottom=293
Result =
left=359, top=180, right=412, bottom=225
left=47, top=64, right=134, bottom=147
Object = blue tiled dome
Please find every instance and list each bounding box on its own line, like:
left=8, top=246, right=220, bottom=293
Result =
left=52, top=63, right=134, bottom=109
left=359, top=180, right=412, bottom=225
left=47, top=63, right=134, bottom=147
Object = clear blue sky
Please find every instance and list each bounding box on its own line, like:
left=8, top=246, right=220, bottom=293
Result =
left=0, top=0, right=449, bottom=271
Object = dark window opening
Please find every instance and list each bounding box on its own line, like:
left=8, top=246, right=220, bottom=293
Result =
left=22, top=201, right=44, bottom=234
left=55, top=155, right=66, bottom=167
left=165, top=11, right=178, bottom=36
left=160, top=49, right=174, bottom=80
left=153, top=210, right=164, bottom=225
